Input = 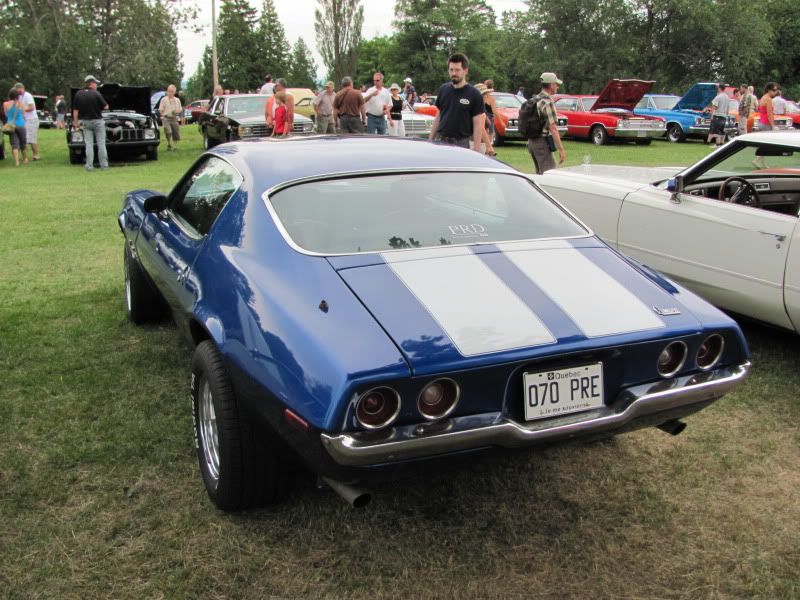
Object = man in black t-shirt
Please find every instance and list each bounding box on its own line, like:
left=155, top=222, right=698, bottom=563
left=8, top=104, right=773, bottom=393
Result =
left=428, top=53, right=485, bottom=152
left=72, top=75, right=109, bottom=170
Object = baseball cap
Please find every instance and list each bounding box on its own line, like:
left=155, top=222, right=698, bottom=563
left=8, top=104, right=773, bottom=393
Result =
left=540, top=72, right=563, bottom=85
left=325, top=80, right=334, bottom=88
left=403, top=77, right=412, bottom=84
left=85, top=75, right=101, bottom=84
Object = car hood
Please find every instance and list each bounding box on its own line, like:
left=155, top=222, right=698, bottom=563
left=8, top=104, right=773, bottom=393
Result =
left=71, top=84, right=151, bottom=116
left=673, top=83, right=718, bottom=111
left=332, top=241, right=703, bottom=374
left=593, top=80, right=655, bottom=111
left=556, top=164, right=683, bottom=185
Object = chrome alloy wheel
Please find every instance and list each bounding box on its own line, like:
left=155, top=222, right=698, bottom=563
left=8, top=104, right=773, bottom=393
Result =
left=124, top=260, right=132, bottom=312
left=198, top=378, right=221, bottom=485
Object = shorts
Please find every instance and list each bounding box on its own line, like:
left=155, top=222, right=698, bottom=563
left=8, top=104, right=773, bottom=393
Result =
left=709, top=115, right=726, bottom=136
left=7, top=125, right=26, bottom=149
left=162, top=118, right=180, bottom=141
left=25, top=119, right=39, bottom=144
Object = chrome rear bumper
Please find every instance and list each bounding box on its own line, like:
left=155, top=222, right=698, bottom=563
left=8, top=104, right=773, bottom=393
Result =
left=321, top=362, right=750, bottom=467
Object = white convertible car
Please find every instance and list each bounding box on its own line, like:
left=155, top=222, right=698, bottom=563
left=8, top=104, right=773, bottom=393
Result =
left=534, top=131, right=800, bottom=333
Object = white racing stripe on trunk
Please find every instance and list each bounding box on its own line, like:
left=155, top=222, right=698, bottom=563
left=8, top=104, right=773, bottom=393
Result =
left=505, top=249, right=664, bottom=337
left=382, top=252, right=555, bottom=356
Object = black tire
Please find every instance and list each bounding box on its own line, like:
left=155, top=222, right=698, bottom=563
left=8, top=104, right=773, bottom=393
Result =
left=146, top=146, right=158, bottom=161
left=591, top=125, right=608, bottom=145
left=191, top=340, right=288, bottom=512
left=666, top=123, right=685, bottom=143
left=634, top=138, right=652, bottom=146
left=69, top=150, right=82, bottom=165
left=492, top=130, right=505, bottom=146
left=123, top=245, right=166, bottom=324
left=202, top=131, right=214, bottom=150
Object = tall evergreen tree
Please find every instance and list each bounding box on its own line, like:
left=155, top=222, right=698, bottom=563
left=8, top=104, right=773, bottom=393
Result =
left=287, top=38, right=318, bottom=88
left=256, top=0, right=290, bottom=81
left=314, top=0, right=364, bottom=84
left=217, top=0, right=260, bottom=91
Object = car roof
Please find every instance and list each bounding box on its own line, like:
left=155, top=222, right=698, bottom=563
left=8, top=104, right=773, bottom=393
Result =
left=212, top=136, right=518, bottom=192
left=735, top=131, right=800, bottom=146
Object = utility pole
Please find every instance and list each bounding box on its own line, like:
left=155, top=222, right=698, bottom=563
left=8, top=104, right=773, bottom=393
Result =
left=212, top=0, right=219, bottom=90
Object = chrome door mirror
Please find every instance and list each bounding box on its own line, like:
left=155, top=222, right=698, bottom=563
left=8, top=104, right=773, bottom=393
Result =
left=667, top=175, right=684, bottom=204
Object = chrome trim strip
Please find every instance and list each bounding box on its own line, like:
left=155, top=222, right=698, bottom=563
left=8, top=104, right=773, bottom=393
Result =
left=320, top=362, right=750, bottom=466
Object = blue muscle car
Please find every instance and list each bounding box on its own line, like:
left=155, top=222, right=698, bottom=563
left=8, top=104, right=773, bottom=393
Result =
left=635, top=83, right=738, bottom=143
left=119, top=136, right=751, bottom=511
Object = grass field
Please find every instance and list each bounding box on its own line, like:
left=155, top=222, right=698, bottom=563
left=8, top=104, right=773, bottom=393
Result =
left=1, top=128, right=799, bottom=599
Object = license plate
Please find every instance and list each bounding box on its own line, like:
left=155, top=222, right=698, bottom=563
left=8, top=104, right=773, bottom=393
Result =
left=637, top=130, right=647, bottom=137
left=523, top=363, right=604, bottom=421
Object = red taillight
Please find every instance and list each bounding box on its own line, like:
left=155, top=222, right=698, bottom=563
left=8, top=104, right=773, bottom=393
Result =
left=417, top=378, right=460, bottom=420
left=355, top=387, right=400, bottom=430
left=696, top=334, right=725, bottom=370
left=657, top=341, right=688, bottom=377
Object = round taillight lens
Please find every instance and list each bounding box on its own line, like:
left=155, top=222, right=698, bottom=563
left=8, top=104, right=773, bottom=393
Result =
left=355, top=387, right=400, bottom=430
left=696, top=334, right=725, bottom=370
left=417, top=378, right=460, bottom=420
left=657, top=341, right=688, bottom=377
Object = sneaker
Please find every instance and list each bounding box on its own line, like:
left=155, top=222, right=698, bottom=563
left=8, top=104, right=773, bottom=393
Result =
left=85, top=165, right=94, bottom=171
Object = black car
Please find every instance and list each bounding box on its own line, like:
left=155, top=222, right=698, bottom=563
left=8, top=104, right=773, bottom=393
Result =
left=67, top=84, right=160, bottom=164
left=33, top=95, right=55, bottom=129
left=198, top=93, right=313, bottom=149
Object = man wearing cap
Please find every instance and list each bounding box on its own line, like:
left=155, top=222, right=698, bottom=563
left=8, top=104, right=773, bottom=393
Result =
left=527, top=72, right=566, bottom=174
left=428, top=53, right=485, bottom=152
left=313, top=81, right=336, bottom=134
left=72, top=75, right=109, bottom=170
left=402, top=77, right=417, bottom=106
left=363, top=72, right=391, bottom=135
left=14, top=83, right=40, bottom=161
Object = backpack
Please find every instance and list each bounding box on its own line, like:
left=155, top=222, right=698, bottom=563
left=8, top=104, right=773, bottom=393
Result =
left=519, top=94, right=546, bottom=139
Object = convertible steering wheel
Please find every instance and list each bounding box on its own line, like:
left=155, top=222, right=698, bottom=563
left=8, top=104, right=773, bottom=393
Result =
left=718, top=176, right=760, bottom=207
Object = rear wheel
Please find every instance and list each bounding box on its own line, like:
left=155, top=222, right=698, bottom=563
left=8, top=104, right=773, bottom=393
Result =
left=591, top=125, right=608, bottom=145
left=667, top=123, right=686, bottom=143
left=202, top=131, right=214, bottom=150
left=146, top=146, right=158, bottom=161
left=123, top=245, right=166, bottom=324
left=191, top=340, right=288, bottom=511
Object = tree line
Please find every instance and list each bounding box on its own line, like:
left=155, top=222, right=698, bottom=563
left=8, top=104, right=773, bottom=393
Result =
left=2, top=0, right=798, bottom=104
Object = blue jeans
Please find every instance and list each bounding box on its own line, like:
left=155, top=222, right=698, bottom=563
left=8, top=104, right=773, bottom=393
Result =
left=367, top=113, right=387, bottom=135
left=83, top=118, right=108, bottom=168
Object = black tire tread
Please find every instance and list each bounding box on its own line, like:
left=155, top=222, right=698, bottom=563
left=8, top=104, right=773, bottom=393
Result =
left=192, top=341, right=288, bottom=511
left=124, top=245, right=166, bottom=324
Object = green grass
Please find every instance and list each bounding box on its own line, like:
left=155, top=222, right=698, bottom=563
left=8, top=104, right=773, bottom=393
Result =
left=1, top=128, right=799, bottom=599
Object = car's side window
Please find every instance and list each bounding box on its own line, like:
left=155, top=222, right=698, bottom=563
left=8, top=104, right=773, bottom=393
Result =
left=171, top=157, right=243, bottom=236
left=296, top=98, right=312, bottom=107
left=555, top=99, right=576, bottom=112
left=213, top=99, right=225, bottom=115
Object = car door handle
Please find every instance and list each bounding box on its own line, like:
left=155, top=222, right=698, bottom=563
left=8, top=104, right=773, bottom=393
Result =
left=760, top=231, right=786, bottom=242
left=176, top=265, right=190, bottom=283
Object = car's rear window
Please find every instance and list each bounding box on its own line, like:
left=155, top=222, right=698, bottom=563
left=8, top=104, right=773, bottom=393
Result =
left=268, top=172, right=587, bottom=254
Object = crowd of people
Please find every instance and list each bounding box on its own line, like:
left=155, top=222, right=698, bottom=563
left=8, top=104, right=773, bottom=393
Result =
left=3, top=54, right=796, bottom=174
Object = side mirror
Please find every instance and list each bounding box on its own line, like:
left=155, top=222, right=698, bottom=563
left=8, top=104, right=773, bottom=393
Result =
left=143, top=194, right=169, bottom=213
left=667, top=175, right=684, bottom=203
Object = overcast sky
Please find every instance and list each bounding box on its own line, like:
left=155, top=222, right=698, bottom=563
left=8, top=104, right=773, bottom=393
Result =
left=177, top=0, right=528, bottom=81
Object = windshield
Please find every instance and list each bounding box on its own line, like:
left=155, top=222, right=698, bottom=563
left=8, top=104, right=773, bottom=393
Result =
left=694, top=143, right=800, bottom=182
left=226, top=96, right=267, bottom=116
left=492, top=94, right=522, bottom=108
left=269, top=172, right=588, bottom=254
left=582, top=97, right=597, bottom=111
left=653, top=96, right=679, bottom=110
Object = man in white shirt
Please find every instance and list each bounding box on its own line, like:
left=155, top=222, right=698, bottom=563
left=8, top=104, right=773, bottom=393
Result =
left=15, top=82, right=40, bottom=161
left=707, top=83, right=730, bottom=147
left=363, top=72, right=391, bottom=135
left=773, top=89, right=786, bottom=115
left=259, top=75, right=275, bottom=95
